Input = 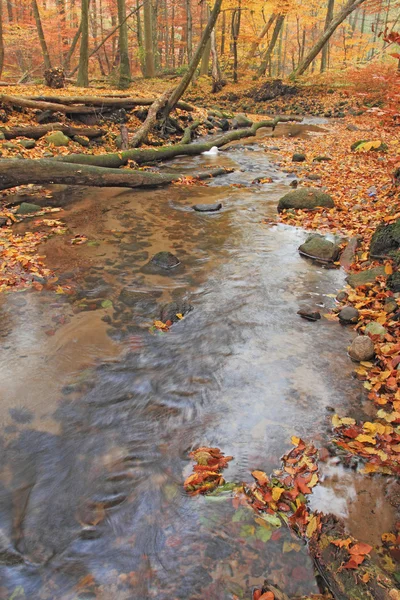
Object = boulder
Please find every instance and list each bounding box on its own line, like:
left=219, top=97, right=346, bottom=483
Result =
left=298, top=234, right=340, bottom=263
left=193, top=203, right=222, bottom=212
left=369, top=219, right=400, bottom=257
left=150, top=251, right=180, bottom=270
left=160, top=300, right=193, bottom=323
left=297, top=307, right=321, bottom=321
left=348, top=336, right=375, bottom=362
left=346, top=266, right=386, bottom=288
left=19, top=139, right=36, bottom=149
left=46, top=131, right=70, bottom=147
left=232, top=113, right=252, bottom=129
left=338, top=306, right=359, bottom=324
left=292, top=152, right=306, bottom=162
left=73, top=135, right=90, bottom=147
left=387, top=272, right=400, bottom=293
left=16, top=202, right=41, bottom=215
left=277, top=188, right=334, bottom=212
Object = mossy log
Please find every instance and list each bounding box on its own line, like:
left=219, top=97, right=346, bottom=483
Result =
left=0, top=159, right=233, bottom=191
left=309, top=514, right=398, bottom=600
left=25, top=95, right=196, bottom=111
left=0, top=123, right=105, bottom=140
left=0, top=94, right=98, bottom=114
left=56, top=117, right=300, bottom=168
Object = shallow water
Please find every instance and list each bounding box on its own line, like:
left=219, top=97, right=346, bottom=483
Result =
left=0, top=124, right=394, bottom=599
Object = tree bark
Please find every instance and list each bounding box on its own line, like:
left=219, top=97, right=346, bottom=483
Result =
left=24, top=94, right=195, bottom=111
left=290, top=0, right=366, bottom=78
left=32, top=0, right=52, bottom=70
left=143, top=0, right=155, bottom=77
left=56, top=117, right=300, bottom=168
left=320, top=0, right=335, bottom=72
left=200, top=4, right=212, bottom=76
left=77, top=0, right=90, bottom=86
left=64, top=22, right=82, bottom=72
left=117, top=0, right=130, bottom=88
left=0, top=94, right=98, bottom=114
left=186, top=0, right=193, bottom=62
left=257, top=15, right=285, bottom=77
left=0, top=123, right=105, bottom=140
left=164, top=0, right=223, bottom=117
left=231, top=4, right=241, bottom=83
left=211, top=28, right=224, bottom=93
left=246, top=14, right=276, bottom=64
left=0, top=159, right=232, bottom=191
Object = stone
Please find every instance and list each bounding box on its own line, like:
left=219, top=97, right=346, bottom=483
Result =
left=292, top=152, right=306, bottom=162
left=346, top=266, right=386, bottom=288
left=384, top=298, right=398, bottom=314
left=46, top=131, right=70, bottom=147
left=306, top=173, right=321, bottom=181
left=277, top=188, right=334, bottom=212
left=150, top=251, right=180, bottom=270
left=365, top=322, right=387, bottom=338
left=160, top=300, right=193, bottom=323
left=289, top=180, right=298, bottom=188
left=348, top=336, right=375, bottom=362
left=0, top=217, right=8, bottom=227
left=388, top=272, right=400, bottom=293
left=3, top=142, right=18, bottom=150
left=313, top=156, right=332, bottom=162
left=297, top=307, right=321, bottom=321
left=346, top=124, right=359, bottom=131
left=19, top=139, right=36, bottom=149
left=336, top=290, right=349, bottom=302
left=16, top=202, right=41, bottom=215
left=217, top=118, right=230, bottom=131
left=338, top=306, right=359, bottom=324
left=232, top=113, right=253, bottom=129
left=298, top=234, right=340, bottom=263
left=73, top=135, right=90, bottom=147
left=370, top=219, right=400, bottom=257
left=119, top=289, right=161, bottom=307
left=193, top=203, right=222, bottom=212
left=0, top=132, right=5, bottom=140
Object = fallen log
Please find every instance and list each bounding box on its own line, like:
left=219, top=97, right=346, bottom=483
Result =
left=129, top=89, right=172, bottom=148
left=26, top=95, right=196, bottom=111
left=0, top=123, right=105, bottom=140
left=309, top=514, right=398, bottom=600
left=0, top=94, right=98, bottom=115
left=56, top=117, right=301, bottom=168
left=0, top=158, right=233, bottom=191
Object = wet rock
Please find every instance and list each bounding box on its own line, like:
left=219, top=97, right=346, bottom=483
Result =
left=16, top=202, right=41, bottom=215
left=46, top=131, right=70, bottom=147
left=150, top=251, right=180, bottom=270
left=277, top=188, right=334, bottom=212
left=306, top=173, right=321, bottom=181
left=365, top=322, right=387, bottom=338
left=313, top=156, right=332, bottom=162
left=384, top=298, right=398, bottom=313
left=19, top=139, right=36, bottom=149
left=338, top=306, right=359, bottom=324
left=232, top=113, right=252, bottom=129
left=336, top=290, right=349, bottom=302
left=119, top=289, right=161, bottom=307
left=193, top=202, right=222, bottom=212
left=349, top=336, right=375, bottom=362
left=370, top=219, right=400, bottom=257
left=298, top=234, right=340, bottom=263
left=217, top=118, right=230, bottom=131
left=388, top=271, right=400, bottom=292
left=160, top=300, right=193, bottom=323
left=346, top=266, right=386, bottom=288
left=289, top=180, right=298, bottom=188
left=297, top=307, right=321, bottom=321
left=292, top=152, right=306, bottom=162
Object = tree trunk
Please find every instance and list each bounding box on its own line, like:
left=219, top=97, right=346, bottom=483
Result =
left=186, top=0, right=193, bottom=62
left=77, top=0, right=90, bottom=86
left=23, top=94, right=195, bottom=111
left=143, top=0, right=155, bottom=77
left=164, top=0, right=223, bottom=117
left=290, top=0, right=366, bottom=78
left=257, top=14, right=285, bottom=77
left=64, top=22, right=82, bottom=72
left=321, top=0, right=335, bottom=72
left=231, top=3, right=241, bottom=83
left=211, top=27, right=224, bottom=93
left=57, top=117, right=299, bottom=168
left=129, top=88, right=172, bottom=148
left=117, top=0, right=130, bottom=88
left=200, top=4, right=212, bottom=76
left=220, top=10, right=226, bottom=55
left=0, top=0, right=4, bottom=79
left=0, top=123, right=105, bottom=139
left=32, top=0, right=52, bottom=70
left=136, top=0, right=145, bottom=75
left=246, top=14, right=276, bottom=64
left=0, top=159, right=232, bottom=191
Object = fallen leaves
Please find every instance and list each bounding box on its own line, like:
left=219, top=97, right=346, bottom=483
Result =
left=184, top=447, right=233, bottom=496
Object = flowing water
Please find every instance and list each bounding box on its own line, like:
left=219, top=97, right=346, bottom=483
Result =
left=0, top=123, right=395, bottom=600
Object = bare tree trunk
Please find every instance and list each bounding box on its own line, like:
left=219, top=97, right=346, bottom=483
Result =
left=290, top=0, right=366, bottom=78
left=257, top=14, right=285, bottom=77
left=320, top=0, right=335, bottom=72
left=77, top=0, right=89, bottom=86
left=136, top=0, right=145, bottom=75
left=186, top=0, right=193, bottom=62
left=220, top=10, right=226, bottom=54
left=117, top=0, right=130, bottom=88
left=211, top=27, right=224, bottom=92
left=130, top=88, right=171, bottom=147
left=0, top=0, right=4, bottom=79
left=32, top=0, right=52, bottom=70
left=164, top=0, right=223, bottom=116
left=246, top=13, right=276, bottom=63
left=231, top=2, right=241, bottom=83
left=143, top=0, right=155, bottom=77
left=200, top=5, right=211, bottom=76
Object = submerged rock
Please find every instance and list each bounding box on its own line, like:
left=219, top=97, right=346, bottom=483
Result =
left=346, top=266, right=386, bottom=288
left=338, top=306, right=359, bottom=324
left=298, top=234, right=340, bottom=263
left=277, top=188, right=334, bottom=212
left=297, top=307, right=321, bottom=321
left=150, top=252, right=180, bottom=270
left=119, top=289, right=161, bottom=307
left=16, top=202, right=41, bottom=215
left=348, top=336, right=375, bottom=362
left=193, top=202, right=222, bottom=212
left=160, top=300, right=193, bottom=323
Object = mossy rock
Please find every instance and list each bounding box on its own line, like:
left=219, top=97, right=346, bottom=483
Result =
left=277, top=188, right=335, bottom=212
left=351, top=139, right=388, bottom=152
left=46, top=131, right=70, bottom=147
left=346, top=266, right=386, bottom=288
left=16, top=202, right=41, bottom=215
left=313, top=155, right=332, bottom=162
left=387, top=271, right=400, bottom=292
left=19, top=139, right=36, bottom=149
left=299, top=234, right=340, bottom=263
left=370, top=219, right=400, bottom=257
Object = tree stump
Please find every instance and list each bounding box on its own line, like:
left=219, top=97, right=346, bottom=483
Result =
left=44, top=67, right=66, bottom=89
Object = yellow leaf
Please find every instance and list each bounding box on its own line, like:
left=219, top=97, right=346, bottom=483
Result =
left=272, top=487, right=284, bottom=501
left=309, top=473, right=319, bottom=488
left=382, top=533, right=397, bottom=544
left=176, top=313, right=183, bottom=320
left=363, top=422, right=385, bottom=435
left=385, top=264, right=393, bottom=275
left=355, top=434, right=376, bottom=445
left=306, top=514, right=319, bottom=538
left=291, top=435, right=300, bottom=445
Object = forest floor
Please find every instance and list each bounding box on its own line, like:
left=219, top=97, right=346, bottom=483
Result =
left=1, top=78, right=400, bottom=598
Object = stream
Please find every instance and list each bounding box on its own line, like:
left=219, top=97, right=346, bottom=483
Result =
left=0, top=122, right=395, bottom=600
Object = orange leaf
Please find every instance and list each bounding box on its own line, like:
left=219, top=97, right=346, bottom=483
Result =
left=349, top=542, right=373, bottom=556
left=251, top=470, right=269, bottom=486
left=259, top=593, right=275, bottom=600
